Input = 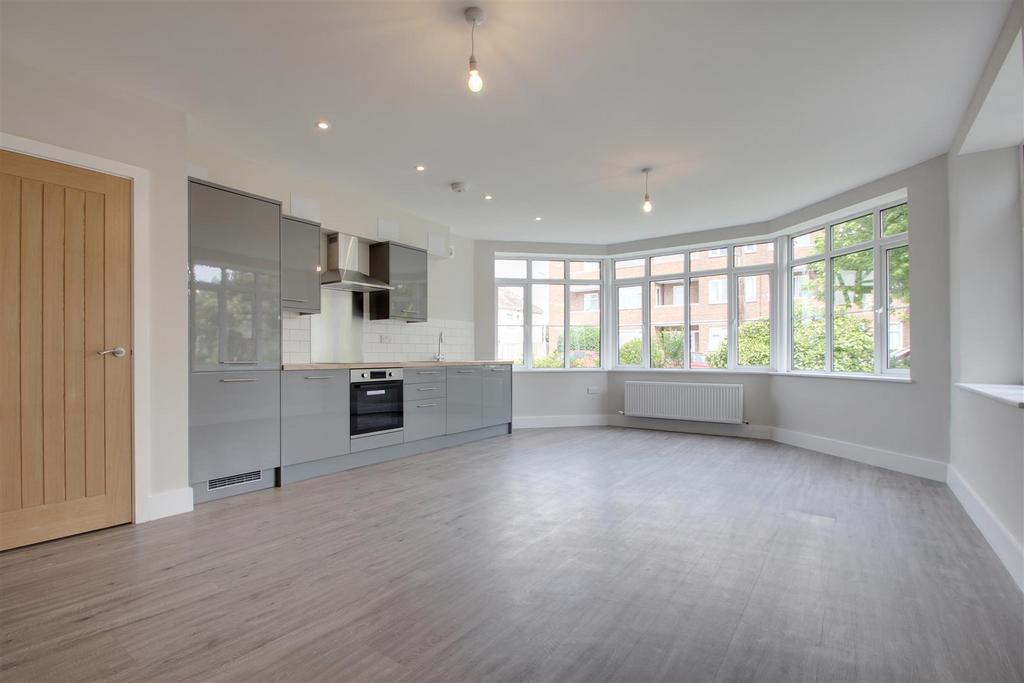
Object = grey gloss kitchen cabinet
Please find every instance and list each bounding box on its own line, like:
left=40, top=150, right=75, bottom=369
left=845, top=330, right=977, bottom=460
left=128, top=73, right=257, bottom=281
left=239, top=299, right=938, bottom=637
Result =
left=481, top=364, right=512, bottom=427
left=281, top=370, right=349, bottom=466
left=368, top=242, right=428, bottom=322
left=445, top=366, right=483, bottom=434
left=189, top=370, right=281, bottom=484
left=281, top=215, right=321, bottom=314
left=189, top=179, right=282, bottom=372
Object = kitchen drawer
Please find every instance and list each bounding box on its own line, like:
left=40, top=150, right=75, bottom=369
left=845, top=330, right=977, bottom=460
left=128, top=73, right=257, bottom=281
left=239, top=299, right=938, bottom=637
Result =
left=281, top=370, right=349, bottom=466
left=350, top=429, right=404, bottom=453
left=404, top=398, right=446, bottom=442
left=189, top=370, right=281, bottom=484
left=404, top=367, right=447, bottom=384
left=405, top=383, right=446, bottom=400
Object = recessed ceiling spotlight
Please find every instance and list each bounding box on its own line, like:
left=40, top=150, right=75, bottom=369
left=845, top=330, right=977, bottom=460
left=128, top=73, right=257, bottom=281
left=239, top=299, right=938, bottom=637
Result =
left=415, top=164, right=426, bottom=172
left=484, top=194, right=493, bottom=200
left=534, top=216, right=542, bottom=221
left=316, top=120, right=330, bottom=130
left=464, top=7, right=486, bottom=93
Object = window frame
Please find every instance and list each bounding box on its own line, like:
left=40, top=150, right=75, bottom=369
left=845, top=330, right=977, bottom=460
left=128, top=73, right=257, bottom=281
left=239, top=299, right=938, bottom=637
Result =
left=493, top=195, right=908, bottom=378
left=494, top=257, right=604, bottom=370
left=784, top=200, right=909, bottom=377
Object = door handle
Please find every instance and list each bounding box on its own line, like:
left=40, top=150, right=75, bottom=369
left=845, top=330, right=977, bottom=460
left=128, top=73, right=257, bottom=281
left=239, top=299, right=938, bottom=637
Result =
left=97, top=346, right=126, bottom=358
left=304, top=376, right=332, bottom=380
left=417, top=403, right=438, bottom=408
left=417, top=386, right=438, bottom=391
left=219, top=360, right=257, bottom=365
left=220, top=378, right=258, bottom=383
left=283, top=297, right=307, bottom=302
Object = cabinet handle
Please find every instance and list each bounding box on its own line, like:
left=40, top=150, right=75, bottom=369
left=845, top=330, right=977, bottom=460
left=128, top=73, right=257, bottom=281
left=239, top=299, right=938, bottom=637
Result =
left=304, top=376, right=332, bottom=380
left=417, top=371, right=440, bottom=375
left=220, top=360, right=257, bottom=365
left=490, top=368, right=504, bottom=372
left=417, top=403, right=438, bottom=408
left=283, top=297, right=307, bottom=302
left=417, top=386, right=438, bottom=391
left=220, top=378, right=258, bottom=383
left=457, top=369, right=474, bottom=373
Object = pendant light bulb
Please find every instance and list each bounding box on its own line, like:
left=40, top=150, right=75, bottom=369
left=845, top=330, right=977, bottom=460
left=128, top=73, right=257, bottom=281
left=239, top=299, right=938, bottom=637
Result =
left=465, top=7, right=485, bottom=93
left=468, top=56, right=483, bottom=93
left=641, top=168, right=653, bottom=214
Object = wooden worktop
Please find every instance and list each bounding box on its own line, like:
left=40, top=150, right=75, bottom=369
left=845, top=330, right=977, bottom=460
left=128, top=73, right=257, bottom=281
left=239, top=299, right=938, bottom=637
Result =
left=282, top=360, right=513, bottom=370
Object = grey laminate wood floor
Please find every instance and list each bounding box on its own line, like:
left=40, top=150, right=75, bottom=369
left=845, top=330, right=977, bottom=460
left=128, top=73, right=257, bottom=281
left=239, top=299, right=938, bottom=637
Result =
left=2, top=427, right=1022, bottom=683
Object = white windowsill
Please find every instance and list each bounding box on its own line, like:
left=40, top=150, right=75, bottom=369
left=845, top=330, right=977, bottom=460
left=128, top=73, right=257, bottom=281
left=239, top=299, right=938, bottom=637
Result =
left=955, top=383, right=1024, bottom=408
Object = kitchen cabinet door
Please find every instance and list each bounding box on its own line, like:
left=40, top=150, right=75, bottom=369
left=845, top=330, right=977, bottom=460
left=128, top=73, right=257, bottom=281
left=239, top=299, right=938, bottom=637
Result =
left=481, top=364, right=512, bottom=427
left=445, top=366, right=483, bottom=434
left=368, top=242, right=428, bottom=322
left=189, top=370, right=281, bottom=484
left=281, top=216, right=321, bottom=314
left=189, top=179, right=281, bottom=371
left=281, top=370, right=349, bottom=466
left=404, top=398, right=446, bottom=442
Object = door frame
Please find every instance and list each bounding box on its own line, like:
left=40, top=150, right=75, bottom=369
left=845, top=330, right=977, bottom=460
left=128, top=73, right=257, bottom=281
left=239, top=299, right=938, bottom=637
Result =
left=1, top=132, right=177, bottom=524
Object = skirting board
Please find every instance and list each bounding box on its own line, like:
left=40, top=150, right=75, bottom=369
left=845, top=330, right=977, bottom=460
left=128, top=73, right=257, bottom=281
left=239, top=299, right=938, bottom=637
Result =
left=137, top=487, right=194, bottom=523
left=948, top=465, right=1024, bottom=592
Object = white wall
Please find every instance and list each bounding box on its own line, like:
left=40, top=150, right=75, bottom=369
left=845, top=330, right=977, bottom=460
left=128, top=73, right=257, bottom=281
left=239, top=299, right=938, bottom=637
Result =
left=1, top=58, right=192, bottom=503
left=474, top=155, right=951, bottom=479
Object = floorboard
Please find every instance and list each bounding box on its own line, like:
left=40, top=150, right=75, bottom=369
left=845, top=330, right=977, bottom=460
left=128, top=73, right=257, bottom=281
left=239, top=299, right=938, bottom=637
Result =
left=1, top=427, right=1021, bottom=682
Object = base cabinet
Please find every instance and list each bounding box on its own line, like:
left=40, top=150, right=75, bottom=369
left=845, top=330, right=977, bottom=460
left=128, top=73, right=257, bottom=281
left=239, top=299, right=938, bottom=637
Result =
left=405, top=398, right=446, bottom=441
left=481, top=364, right=512, bottom=427
left=281, top=370, right=349, bottom=466
left=446, top=366, right=483, bottom=434
left=189, top=370, right=281, bottom=484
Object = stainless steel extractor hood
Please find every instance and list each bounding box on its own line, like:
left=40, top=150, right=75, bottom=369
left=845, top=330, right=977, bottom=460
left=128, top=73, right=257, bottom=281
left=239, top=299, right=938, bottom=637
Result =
left=320, top=232, right=393, bottom=292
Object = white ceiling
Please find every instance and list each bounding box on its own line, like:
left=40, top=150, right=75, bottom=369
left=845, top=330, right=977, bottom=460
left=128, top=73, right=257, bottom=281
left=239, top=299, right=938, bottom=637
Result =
left=961, top=30, right=1024, bottom=155
left=1, top=1, right=1012, bottom=243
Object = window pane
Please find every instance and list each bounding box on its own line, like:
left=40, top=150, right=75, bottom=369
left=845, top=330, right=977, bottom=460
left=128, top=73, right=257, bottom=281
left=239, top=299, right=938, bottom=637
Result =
left=791, top=261, right=826, bottom=370
left=832, top=249, right=875, bottom=372
left=690, top=247, right=728, bottom=272
left=531, top=284, right=565, bottom=368
left=569, top=261, right=601, bottom=280
left=831, top=214, right=873, bottom=250
left=614, top=258, right=645, bottom=279
left=689, top=275, right=728, bottom=368
left=569, top=284, right=601, bottom=368
left=650, top=252, right=685, bottom=276
left=617, top=285, right=643, bottom=366
left=887, top=246, right=910, bottom=369
left=495, top=259, right=527, bottom=278
left=737, top=273, right=771, bottom=367
left=734, top=241, right=775, bottom=267
left=650, top=279, right=685, bottom=368
left=496, top=286, right=524, bottom=365
left=882, top=203, right=908, bottom=237
left=791, top=228, right=825, bottom=260
left=531, top=259, right=565, bottom=279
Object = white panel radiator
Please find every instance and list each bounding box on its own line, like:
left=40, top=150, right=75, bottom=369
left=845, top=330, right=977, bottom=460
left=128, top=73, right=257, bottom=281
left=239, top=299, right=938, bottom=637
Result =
left=623, top=381, right=744, bottom=424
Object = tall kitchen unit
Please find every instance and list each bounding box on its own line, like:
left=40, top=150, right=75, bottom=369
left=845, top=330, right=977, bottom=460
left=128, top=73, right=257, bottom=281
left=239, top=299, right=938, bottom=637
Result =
left=188, top=179, right=282, bottom=502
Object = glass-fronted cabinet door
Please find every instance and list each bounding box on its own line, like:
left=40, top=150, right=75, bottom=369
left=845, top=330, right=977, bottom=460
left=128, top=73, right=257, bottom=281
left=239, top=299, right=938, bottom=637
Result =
left=368, top=242, right=428, bottom=322
left=189, top=180, right=282, bottom=371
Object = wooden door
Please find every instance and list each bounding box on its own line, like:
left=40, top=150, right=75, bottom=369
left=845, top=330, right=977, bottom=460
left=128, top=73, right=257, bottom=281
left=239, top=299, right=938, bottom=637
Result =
left=0, top=150, right=132, bottom=550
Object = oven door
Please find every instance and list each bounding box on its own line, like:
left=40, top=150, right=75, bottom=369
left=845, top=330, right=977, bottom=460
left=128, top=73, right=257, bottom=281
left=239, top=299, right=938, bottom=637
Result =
left=350, top=380, right=404, bottom=437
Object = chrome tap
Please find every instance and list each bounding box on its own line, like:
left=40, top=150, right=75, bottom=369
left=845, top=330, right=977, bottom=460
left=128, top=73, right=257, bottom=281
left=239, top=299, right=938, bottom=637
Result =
left=434, top=331, right=445, bottom=361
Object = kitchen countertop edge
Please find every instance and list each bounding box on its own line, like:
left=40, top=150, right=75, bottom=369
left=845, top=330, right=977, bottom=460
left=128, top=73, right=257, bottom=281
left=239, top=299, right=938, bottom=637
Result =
left=283, top=360, right=514, bottom=370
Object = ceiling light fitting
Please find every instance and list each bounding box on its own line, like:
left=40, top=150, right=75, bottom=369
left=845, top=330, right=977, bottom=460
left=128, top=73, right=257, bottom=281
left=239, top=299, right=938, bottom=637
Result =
left=415, top=164, right=426, bottom=172
left=641, top=167, right=653, bottom=214
left=316, top=120, right=330, bottom=130
left=465, top=7, right=485, bottom=93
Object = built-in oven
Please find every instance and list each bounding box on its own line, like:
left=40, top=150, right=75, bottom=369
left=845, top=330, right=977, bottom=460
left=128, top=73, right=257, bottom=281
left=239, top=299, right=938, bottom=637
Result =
left=350, top=368, right=403, bottom=439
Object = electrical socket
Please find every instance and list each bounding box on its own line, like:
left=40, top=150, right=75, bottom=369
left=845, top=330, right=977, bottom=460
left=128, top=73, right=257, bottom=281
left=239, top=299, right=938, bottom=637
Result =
left=587, top=386, right=602, bottom=395
left=379, top=334, right=392, bottom=344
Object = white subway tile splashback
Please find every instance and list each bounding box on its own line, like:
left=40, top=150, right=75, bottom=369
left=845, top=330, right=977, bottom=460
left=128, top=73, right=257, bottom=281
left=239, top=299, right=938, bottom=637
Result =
left=281, top=313, right=475, bottom=364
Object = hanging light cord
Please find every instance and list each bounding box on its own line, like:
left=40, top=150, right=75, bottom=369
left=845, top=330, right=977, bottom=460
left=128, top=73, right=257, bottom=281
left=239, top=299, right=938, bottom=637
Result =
left=644, top=171, right=649, bottom=195
left=471, top=22, right=476, bottom=60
